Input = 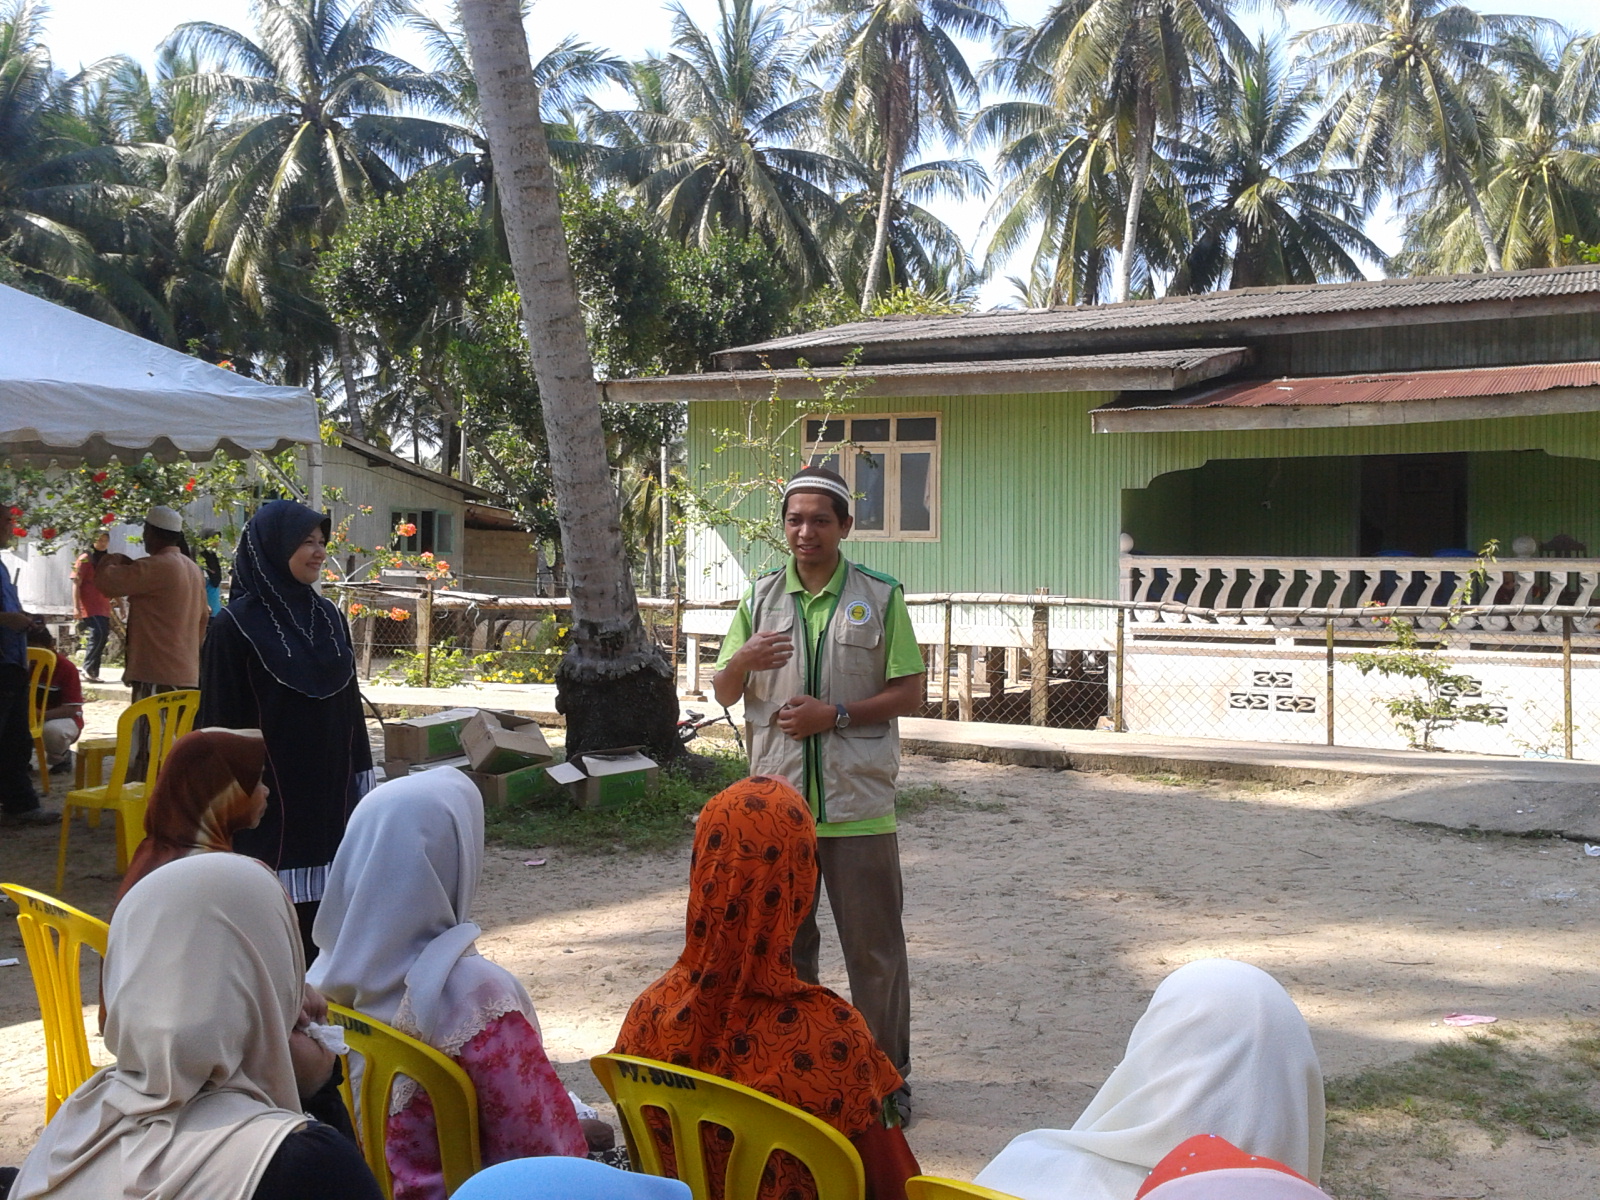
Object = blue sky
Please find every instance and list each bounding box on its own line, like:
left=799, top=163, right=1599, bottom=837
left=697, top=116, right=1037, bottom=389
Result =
left=43, top=0, right=1600, bottom=305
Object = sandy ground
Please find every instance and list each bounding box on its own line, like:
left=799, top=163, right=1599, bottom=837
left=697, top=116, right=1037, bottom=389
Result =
left=2, top=700, right=1598, bottom=1197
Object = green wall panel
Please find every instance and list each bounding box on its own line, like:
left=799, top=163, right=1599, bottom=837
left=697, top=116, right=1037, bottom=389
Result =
left=685, top=395, right=1600, bottom=600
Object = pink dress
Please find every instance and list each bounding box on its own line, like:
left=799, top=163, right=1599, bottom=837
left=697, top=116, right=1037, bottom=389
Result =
left=384, top=1010, right=587, bottom=1200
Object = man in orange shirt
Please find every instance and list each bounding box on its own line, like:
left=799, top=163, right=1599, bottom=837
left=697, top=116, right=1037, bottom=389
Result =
left=94, top=506, right=208, bottom=776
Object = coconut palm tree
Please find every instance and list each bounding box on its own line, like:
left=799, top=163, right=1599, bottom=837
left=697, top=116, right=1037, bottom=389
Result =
left=164, top=0, right=466, bottom=310
left=1168, top=38, right=1380, bottom=292
left=1393, top=30, right=1600, bottom=273
left=808, top=0, right=1003, bottom=306
left=591, top=0, right=855, bottom=288
left=457, top=0, right=681, bottom=760
left=974, top=34, right=1130, bottom=305
left=1011, top=0, right=1247, bottom=303
left=0, top=0, right=168, bottom=326
left=1299, top=0, right=1552, bottom=273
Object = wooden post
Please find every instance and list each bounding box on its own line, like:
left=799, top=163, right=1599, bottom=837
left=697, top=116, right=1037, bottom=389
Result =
left=1113, top=607, right=1125, bottom=732
left=941, top=601, right=953, bottom=720
left=671, top=591, right=683, bottom=692
left=358, top=615, right=374, bottom=680
left=1031, top=605, right=1049, bottom=727
left=959, top=646, right=974, bottom=722
left=986, top=647, right=1007, bottom=694
left=1563, top=615, right=1575, bottom=759
left=420, top=583, right=434, bottom=687
left=1325, top=620, right=1335, bottom=746
left=1005, top=646, right=1021, bottom=687
left=686, top=634, right=705, bottom=699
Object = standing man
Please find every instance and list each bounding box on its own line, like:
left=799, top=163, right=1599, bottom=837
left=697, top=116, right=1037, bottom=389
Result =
left=73, top=531, right=113, bottom=682
left=93, top=506, right=208, bottom=777
left=0, top=523, right=50, bottom=825
left=712, top=465, right=926, bottom=1116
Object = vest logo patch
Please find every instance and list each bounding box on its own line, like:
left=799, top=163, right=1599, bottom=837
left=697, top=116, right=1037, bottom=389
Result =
left=845, top=600, right=872, bottom=625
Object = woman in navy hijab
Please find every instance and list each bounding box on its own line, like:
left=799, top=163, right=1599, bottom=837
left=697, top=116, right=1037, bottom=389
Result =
left=199, top=500, right=373, bottom=958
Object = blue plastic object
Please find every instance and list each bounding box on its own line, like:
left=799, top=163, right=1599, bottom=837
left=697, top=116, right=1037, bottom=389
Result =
left=452, top=1158, right=693, bottom=1200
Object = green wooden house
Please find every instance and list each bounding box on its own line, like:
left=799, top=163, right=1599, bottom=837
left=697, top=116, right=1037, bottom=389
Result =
left=609, top=265, right=1600, bottom=629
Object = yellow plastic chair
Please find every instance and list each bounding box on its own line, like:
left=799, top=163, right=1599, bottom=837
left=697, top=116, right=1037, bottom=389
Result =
left=26, top=647, right=56, bottom=786
left=907, top=1177, right=1026, bottom=1200
left=56, top=689, right=200, bottom=892
left=326, top=1002, right=482, bottom=1198
left=590, top=1053, right=865, bottom=1200
left=0, top=883, right=109, bottom=1120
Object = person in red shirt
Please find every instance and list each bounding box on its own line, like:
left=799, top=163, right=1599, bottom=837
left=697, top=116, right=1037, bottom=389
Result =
left=28, top=627, right=83, bottom=774
left=74, top=531, right=113, bottom=682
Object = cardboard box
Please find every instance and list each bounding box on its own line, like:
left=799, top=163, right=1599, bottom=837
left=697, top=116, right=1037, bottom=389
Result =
left=466, top=759, right=565, bottom=808
left=461, top=710, right=553, bottom=774
left=572, top=750, right=659, bottom=810
left=382, top=708, right=482, bottom=764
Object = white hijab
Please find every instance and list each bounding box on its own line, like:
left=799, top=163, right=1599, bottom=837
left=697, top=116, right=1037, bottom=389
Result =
left=975, top=959, right=1325, bottom=1200
left=13, top=855, right=308, bottom=1200
left=308, top=769, right=538, bottom=1103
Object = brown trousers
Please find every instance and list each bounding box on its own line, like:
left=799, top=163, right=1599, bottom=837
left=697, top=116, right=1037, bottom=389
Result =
left=792, top=831, right=912, bottom=1080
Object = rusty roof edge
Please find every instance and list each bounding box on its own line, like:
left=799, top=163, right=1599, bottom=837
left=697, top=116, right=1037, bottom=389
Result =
left=1092, top=384, right=1600, bottom=434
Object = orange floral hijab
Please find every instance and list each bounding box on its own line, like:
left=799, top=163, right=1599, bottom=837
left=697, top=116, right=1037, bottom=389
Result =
left=614, top=776, right=902, bottom=1138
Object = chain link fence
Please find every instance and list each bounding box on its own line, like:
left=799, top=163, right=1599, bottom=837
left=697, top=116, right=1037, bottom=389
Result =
left=334, top=583, right=1600, bottom=760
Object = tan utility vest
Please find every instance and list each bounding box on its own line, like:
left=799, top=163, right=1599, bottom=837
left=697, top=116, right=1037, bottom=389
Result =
left=743, top=561, right=902, bottom=825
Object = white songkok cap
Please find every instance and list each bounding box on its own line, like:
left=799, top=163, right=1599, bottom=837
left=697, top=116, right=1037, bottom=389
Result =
left=145, top=505, right=184, bottom=532
left=782, top=468, right=852, bottom=510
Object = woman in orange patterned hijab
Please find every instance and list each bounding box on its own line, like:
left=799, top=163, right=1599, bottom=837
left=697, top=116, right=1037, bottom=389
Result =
left=614, top=775, right=915, bottom=1199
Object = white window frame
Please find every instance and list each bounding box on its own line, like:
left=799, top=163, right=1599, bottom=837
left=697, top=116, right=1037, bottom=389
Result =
left=804, top=412, right=941, bottom=541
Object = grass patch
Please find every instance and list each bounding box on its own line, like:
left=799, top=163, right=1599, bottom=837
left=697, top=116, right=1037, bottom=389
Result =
left=895, top=784, right=1007, bottom=816
left=1322, top=1024, right=1600, bottom=1198
left=484, top=747, right=748, bottom=854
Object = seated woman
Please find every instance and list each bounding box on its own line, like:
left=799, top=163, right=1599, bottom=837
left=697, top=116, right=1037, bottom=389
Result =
left=974, top=958, right=1325, bottom=1200
left=11, top=853, right=382, bottom=1200
left=613, top=776, right=918, bottom=1200
left=114, top=727, right=269, bottom=904
left=308, top=770, right=588, bottom=1200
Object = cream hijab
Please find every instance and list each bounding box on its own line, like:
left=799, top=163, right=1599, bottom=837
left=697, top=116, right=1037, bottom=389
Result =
left=14, top=854, right=307, bottom=1200
left=308, top=770, right=538, bottom=1090
left=975, top=959, right=1325, bottom=1200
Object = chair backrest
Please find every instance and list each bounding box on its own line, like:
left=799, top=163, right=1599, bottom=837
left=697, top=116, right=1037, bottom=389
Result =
left=103, top=689, right=201, bottom=797
left=906, top=1177, right=1026, bottom=1200
left=0, top=883, right=109, bottom=1120
left=326, top=1002, right=482, bottom=1198
left=451, top=1156, right=692, bottom=1200
left=25, top=647, right=55, bottom=733
left=589, top=1053, right=865, bottom=1200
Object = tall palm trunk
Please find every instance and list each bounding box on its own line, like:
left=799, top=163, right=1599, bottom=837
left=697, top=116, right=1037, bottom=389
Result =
left=1455, top=159, right=1504, bottom=271
left=1114, top=92, right=1156, bottom=304
left=336, top=328, right=367, bottom=440
left=862, top=152, right=897, bottom=306
left=459, top=0, right=679, bottom=761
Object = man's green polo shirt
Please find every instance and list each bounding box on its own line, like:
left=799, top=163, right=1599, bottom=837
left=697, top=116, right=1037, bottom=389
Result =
left=717, top=557, right=924, bottom=837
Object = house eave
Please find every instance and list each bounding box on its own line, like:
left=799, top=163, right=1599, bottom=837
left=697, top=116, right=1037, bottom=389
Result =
left=1090, top=385, right=1600, bottom=433
left=602, top=347, right=1251, bottom=404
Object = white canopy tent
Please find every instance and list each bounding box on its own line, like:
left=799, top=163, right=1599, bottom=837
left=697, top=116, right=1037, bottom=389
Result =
left=0, top=282, right=322, bottom=476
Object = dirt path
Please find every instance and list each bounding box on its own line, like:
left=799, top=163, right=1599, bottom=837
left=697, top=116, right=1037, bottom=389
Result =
left=3, top=715, right=1597, bottom=1196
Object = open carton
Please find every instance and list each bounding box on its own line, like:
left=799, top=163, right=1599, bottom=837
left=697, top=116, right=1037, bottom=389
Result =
left=382, top=708, right=483, bottom=764
left=545, top=748, right=658, bottom=810
left=461, top=710, right=553, bottom=774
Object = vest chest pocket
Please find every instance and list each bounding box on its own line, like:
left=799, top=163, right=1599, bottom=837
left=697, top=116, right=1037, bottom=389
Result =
left=745, top=599, right=797, bottom=704
left=831, top=619, right=882, bottom=683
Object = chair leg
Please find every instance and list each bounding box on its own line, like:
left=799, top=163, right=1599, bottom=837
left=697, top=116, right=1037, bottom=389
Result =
left=56, top=804, right=73, bottom=893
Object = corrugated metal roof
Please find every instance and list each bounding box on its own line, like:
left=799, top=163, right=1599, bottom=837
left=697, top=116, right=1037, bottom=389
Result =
left=1105, top=361, right=1600, bottom=411
left=602, top=347, right=1250, bottom=402
left=1089, top=361, right=1600, bottom=433
left=717, top=265, right=1600, bottom=368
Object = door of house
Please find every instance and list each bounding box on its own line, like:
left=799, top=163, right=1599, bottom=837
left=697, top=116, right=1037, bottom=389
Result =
left=1358, top=453, right=1468, bottom=556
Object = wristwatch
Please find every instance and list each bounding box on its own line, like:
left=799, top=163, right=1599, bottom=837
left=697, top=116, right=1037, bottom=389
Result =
left=834, top=704, right=851, bottom=729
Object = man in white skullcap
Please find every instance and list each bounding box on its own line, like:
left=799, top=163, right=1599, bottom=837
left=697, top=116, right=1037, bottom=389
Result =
left=93, top=506, right=208, bottom=777
left=711, top=465, right=926, bottom=1120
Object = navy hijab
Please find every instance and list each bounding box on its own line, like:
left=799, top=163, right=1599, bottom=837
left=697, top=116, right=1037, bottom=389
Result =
left=227, top=500, right=355, bottom=700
